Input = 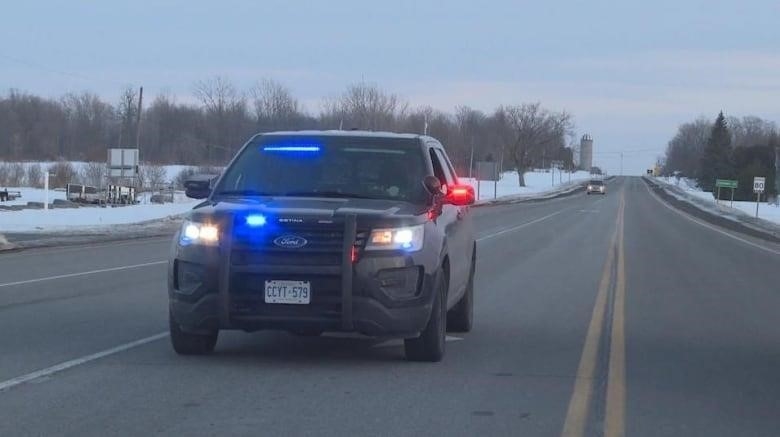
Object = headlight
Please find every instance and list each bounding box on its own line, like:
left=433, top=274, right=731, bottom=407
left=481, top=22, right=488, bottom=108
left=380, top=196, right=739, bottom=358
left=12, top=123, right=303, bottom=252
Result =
left=179, top=220, right=219, bottom=246
left=587, top=185, right=593, bottom=190
left=366, top=224, right=424, bottom=252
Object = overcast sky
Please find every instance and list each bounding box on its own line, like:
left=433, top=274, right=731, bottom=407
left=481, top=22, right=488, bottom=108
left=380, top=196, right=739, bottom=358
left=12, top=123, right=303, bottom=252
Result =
left=2, top=0, right=778, bottom=174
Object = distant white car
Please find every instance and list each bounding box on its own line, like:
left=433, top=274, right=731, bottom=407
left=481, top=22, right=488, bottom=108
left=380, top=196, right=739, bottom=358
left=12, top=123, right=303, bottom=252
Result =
left=586, top=179, right=606, bottom=195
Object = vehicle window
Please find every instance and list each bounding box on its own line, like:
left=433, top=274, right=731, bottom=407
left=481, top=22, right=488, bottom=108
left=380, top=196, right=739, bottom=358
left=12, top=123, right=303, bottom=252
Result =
left=428, top=148, right=453, bottom=187
left=216, top=136, right=428, bottom=203
left=434, top=148, right=458, bottom=185
left=589, top=180, right=604, bottom=185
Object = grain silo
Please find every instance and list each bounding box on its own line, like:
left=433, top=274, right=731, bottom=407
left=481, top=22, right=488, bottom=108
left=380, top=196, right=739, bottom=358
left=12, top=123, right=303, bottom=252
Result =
left=580, top=134, right=593, bottom=171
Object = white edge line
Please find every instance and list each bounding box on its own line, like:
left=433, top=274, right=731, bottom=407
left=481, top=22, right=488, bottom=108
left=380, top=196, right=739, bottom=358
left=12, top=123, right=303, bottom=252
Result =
left=0, top=261, right=168, bottom=288
left=0, top=332, right=169, bottom=392
left=476, top=210, right=565, bottom=242
left=645, top=181, right=780, bottom=256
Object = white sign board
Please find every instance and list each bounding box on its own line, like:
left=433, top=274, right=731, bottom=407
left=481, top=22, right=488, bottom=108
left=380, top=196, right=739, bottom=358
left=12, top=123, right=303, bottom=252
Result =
left=753, top=176, right=766, bottom=193
left=108, top=148, right=139, bottom=178
left=476, top=161, right=499, bottom=181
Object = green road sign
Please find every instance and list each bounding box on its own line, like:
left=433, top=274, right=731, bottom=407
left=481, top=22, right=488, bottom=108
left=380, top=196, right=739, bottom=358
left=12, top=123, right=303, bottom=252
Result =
left=715, top=179, right=738, bottom=189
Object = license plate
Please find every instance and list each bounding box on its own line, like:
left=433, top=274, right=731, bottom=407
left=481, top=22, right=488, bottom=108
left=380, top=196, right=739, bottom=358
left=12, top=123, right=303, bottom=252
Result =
left=264, top=280, right=311, bottom=304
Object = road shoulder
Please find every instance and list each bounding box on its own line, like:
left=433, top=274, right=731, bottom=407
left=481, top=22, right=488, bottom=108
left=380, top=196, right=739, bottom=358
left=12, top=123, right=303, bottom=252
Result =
left=642, top=177, right=780, bottom=244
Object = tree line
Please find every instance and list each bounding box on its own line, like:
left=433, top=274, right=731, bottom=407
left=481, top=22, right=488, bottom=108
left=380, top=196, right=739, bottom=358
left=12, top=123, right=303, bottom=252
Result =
left=662, top=112, right=778, bottom=200
left=0, top=78, right=577, bottom=186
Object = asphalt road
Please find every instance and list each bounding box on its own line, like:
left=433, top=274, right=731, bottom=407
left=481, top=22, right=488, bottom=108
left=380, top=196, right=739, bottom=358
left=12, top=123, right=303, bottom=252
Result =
left=1, top=176, right=779, bottom=436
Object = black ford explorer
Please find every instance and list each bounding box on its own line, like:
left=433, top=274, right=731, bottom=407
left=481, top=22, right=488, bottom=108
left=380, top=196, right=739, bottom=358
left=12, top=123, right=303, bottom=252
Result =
left=168, top=131, right=476, bottom=361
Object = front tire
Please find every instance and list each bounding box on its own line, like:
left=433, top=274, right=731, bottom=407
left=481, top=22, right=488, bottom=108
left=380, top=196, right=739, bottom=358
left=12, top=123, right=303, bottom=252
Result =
left=405, top=272, right=447, bottom=362
left=169, top=311, right=218, bottom=355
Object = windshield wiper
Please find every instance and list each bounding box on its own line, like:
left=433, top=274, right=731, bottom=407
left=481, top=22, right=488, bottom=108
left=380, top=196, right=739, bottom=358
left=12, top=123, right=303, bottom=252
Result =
left=282, top=190, right=377, bottom=199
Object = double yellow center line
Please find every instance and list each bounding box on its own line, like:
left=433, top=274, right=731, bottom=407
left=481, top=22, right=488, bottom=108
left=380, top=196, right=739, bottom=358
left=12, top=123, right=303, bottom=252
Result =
left=561, top=190, right=627, bottom=437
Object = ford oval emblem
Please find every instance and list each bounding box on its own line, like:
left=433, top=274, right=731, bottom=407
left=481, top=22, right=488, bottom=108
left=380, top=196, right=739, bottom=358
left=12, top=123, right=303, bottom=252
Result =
left=273, top=235, right=308, bottom=249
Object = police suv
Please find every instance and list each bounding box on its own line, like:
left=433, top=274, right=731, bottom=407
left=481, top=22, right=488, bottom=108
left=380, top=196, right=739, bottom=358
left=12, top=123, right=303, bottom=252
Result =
left=169, top=131, right=476, bottom=361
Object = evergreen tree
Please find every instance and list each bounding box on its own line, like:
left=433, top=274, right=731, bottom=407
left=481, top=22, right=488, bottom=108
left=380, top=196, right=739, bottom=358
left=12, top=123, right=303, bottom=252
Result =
left=698, top=111, right=734, bottom=193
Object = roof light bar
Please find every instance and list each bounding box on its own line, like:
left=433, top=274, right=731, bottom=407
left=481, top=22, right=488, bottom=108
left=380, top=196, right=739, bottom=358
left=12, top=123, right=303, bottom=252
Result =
left=262, top=145, right=321, bottom=152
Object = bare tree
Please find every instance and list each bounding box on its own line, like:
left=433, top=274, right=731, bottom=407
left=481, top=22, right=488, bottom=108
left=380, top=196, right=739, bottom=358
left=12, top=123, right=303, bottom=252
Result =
left=8, top=162, right=26, bottom=186
left=81, top=162, right=106, bottom=188
left=48, top=160, right=79, bottom=188
left=142, top=164, right=167, bottom=189
left=663, top=117, right=712, bottom=178
left=117, top=86, right=138, bottom=148
left=193, top=76, right=249, bottom=163
left=497, top=103, right=574, bottom=186
left=27, top=164, right=43, bottom=188
left=727, top=116, right=778, bottom=149
left=321, top=82, right=407, bottom=131
left=250, top=79, right=303, bottom=131
left=61, top=92, right=115, bottom=159
left=454, top=106, right=488, bottom=174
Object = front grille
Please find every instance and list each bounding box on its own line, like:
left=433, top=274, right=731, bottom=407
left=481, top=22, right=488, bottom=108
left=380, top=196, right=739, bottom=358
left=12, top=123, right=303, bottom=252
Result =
left=231, top=219, right=367, bottom=267
left=226, top=218, right=364, bottom=321
left=233, top=223, right=345, bottom=254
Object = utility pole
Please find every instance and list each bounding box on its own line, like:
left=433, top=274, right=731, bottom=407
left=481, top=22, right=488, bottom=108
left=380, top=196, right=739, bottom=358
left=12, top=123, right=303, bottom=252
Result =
left=775, top=146, right=780, bottom=205
left=468, top=144, right=474, bottom=178
left=620, top=152, right=624, bottom=176
left=135, top=86, right=143, bottom=150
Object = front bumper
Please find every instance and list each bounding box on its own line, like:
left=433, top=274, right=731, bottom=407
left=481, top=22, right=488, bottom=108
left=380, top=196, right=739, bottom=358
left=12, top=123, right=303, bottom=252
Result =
left=168, top=216, right=437, bottom=338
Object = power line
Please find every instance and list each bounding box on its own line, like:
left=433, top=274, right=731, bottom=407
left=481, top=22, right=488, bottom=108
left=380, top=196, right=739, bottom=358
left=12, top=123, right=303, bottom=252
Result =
left=0, top=51, right=130, bottom=89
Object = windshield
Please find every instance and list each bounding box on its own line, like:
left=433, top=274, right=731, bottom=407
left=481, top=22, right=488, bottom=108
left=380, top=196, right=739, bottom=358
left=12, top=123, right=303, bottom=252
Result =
left=589, top=180, right=604, bottom=185
left=215, top=136, right=428, bottom=202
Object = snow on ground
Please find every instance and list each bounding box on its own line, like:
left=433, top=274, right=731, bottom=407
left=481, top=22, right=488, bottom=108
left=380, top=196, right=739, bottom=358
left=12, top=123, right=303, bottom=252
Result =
left=0, top=199, right=199, bottom=233
left=0, top=186, right=198, bottom=232
left=462, top=170, right=593, bottom=201
left=2, top=187, right=66, bottom=206
left=656, top=176, right=780, bottom=225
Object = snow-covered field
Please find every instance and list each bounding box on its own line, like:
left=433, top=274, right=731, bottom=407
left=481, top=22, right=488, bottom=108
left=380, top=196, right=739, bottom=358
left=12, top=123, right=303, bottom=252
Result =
left=463, top=170, right=593, bottom=201
left=656, top=176, right=780, bottom=225
left=0, top=202, right=198, bottom=233
left=0, top=187, right=199, bottom=233
left=0, top=161, right=206, bottom=233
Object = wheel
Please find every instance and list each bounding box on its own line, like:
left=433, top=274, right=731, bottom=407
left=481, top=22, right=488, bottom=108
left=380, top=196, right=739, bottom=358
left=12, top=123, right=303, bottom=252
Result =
left=169, top=311, right=218, bottom=355
left=405, top=271, right=447, bottom=362
left=447, top=251, right=475, bottom=333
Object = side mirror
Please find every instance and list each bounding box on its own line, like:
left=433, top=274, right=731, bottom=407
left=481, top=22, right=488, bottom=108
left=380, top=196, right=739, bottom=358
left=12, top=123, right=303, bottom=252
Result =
left=444, top=184, right=476, bottom=206
left=423, top=176, right=442, bottom=195
left=184, top=174, right=215, bottom=199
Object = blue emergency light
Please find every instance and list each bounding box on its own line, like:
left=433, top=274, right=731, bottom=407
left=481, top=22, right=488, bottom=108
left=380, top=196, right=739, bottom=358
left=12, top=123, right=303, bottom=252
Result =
left=262, top=145, right=321, bottom=153
left=245, top=214, right=267, bottom=227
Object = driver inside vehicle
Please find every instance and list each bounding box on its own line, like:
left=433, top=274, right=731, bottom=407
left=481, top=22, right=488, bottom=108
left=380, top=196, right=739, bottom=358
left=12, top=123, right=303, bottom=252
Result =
left=376, top=158, right=417, bottom=198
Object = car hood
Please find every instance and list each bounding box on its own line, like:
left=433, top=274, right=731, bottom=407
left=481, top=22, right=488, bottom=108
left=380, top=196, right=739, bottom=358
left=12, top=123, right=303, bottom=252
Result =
left=188, top=196, right=428, bottom=224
